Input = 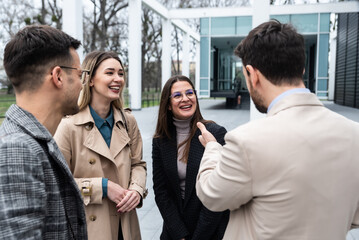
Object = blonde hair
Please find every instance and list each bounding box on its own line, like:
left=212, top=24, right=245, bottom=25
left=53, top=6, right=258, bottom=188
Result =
left=78, top=51, right=125, bottom=111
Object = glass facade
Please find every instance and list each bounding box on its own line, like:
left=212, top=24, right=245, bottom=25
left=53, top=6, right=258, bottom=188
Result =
left=200, top=36, right=210, bottom=97
left=236, top=16, right=252, bottom=36
left=318, top=34, right=329, bottom=78
left=291, top=14, right=318, bottom=33
left=200, top=37, right=209, bottom=77
left=200, top=13, right=331, bottom=99
left=200, top=18, right=209, bottom=35
left=271, top=14, right=290, bottom=24
left=320, top=13, right=330, bottom=32
left=211, top=17, right=236, bottom=35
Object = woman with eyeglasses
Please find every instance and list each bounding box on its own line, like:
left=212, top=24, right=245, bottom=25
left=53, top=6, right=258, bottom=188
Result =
left=152, top=75, right=229, bottom=240
left=55, top=51, right=147, bottom=240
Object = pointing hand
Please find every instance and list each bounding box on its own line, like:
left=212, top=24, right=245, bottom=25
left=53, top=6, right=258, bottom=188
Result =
left=197, top=122, right=217, bottom=147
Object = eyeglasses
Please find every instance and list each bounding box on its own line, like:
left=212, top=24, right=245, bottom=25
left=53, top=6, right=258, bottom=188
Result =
left=169, top=89, right=196, bottom=102
left=59, top=66, right=90, bottom=85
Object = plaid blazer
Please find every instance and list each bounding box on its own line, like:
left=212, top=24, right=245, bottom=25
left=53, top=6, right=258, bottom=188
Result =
left=0, top=105, right=87, bottom=240
left=152, top=122, right=229, bottom=240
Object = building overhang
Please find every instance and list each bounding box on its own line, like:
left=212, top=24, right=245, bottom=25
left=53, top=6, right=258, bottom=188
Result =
left=168, top=1, right=359, bottom=19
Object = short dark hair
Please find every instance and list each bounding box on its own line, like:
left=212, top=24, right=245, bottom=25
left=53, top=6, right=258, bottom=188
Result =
left=3, top=25, right=81, bottom=92
left=234, top=20, right=305, bottom=86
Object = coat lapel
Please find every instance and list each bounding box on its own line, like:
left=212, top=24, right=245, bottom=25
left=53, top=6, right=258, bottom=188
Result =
left=162, top=134, right=183, bottom=207
left=110, top=122, right=130, bottom=159
left=183, top=129, right=203, bottom=208
left=47, top=139, right=82, bottom=193
left=6, top=105, right=82, bottom=200
left=75, top=106, right=114, bottom=162
left=110, top=108, right=130, bottom=159
left=75, top=106, right=130, bottom=163
left=83, top=126, right=114, bottom=161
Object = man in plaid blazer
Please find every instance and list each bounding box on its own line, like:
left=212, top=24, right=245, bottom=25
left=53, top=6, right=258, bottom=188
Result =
left=0, top=25, right=87, bottom=239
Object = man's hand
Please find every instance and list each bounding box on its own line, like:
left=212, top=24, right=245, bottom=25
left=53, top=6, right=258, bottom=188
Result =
left=197, top=122, right=217, bottom=147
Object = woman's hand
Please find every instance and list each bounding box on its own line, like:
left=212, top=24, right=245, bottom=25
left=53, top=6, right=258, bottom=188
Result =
left=116, top=190, right=141, bottom=213
left=107, top=180, right=127, bottom=204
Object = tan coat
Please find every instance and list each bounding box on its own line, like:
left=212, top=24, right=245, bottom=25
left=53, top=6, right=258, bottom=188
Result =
left=54, top=105, right=147, bottom=240
left=196, top=92, right=359, bottom=240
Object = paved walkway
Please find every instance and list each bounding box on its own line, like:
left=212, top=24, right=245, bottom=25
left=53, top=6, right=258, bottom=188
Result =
left=132, top=99, right=359, bottom=240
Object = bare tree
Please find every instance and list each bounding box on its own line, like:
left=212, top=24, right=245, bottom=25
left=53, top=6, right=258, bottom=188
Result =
left=83, top=0, right=128, bottom=53
left=0, top=0, right=37, bottom=93
left=0, top=0, right=34, bottom=38
left=24, top=0, right=63, bottom=29
left=141, top=8, right=163, bottom=91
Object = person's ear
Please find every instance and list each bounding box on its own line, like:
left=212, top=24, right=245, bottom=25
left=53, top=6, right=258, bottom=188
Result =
left=51, top=66, right=64, bottom=89
left=89, top=78, right=94, bottom=87
left=246, top=65, right=260, bottom=88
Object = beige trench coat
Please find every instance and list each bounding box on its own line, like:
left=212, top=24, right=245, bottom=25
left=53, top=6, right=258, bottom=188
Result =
left=54, top=105, right=147, bottom=240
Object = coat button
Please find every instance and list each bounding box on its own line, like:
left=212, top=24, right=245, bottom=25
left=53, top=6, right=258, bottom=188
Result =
left=89, top=159, right=96, bottom=165
left=85, top=124, right=93, bottom=131
left=89, top=215, right=97, bottom=221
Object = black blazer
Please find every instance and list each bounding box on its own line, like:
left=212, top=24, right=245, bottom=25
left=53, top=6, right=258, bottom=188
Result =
left=152, top=122, right=229, bottom=240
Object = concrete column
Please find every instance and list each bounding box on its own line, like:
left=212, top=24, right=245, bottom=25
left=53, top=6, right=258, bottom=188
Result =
left=162, top=18, right=172, bottom=88
left=195, top=41, right=200, bottom=93
left=182, top=32, right=190, bottom=77
left=328, top=29, right=337, bottom=101
left=62, top=0, right=83, bottom=61
left=128, top=0, right=142, bottom=110
left=250, top=0, right=269, bottom=121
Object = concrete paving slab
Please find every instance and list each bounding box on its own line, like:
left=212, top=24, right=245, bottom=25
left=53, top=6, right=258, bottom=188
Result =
left=132, top=99, right=359, bottom=240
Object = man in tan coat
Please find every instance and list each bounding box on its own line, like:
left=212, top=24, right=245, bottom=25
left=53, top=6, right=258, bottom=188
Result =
left=196, top=20, right=359, bottom=240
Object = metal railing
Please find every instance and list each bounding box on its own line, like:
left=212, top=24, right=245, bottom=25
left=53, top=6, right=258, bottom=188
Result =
left=0, top=92, right=162, bottom=119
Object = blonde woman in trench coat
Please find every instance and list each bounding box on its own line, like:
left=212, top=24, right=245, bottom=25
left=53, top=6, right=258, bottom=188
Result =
left=55, top=51, right=147, bottom=240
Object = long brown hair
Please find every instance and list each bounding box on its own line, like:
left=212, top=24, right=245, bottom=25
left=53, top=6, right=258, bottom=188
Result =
left=154, top=75, right=212, bottom=163
left=78, top=51, right=125, bottom=111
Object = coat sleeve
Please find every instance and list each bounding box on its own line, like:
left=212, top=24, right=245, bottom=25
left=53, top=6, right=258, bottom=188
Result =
left=192, top=124, right=228, bottom=240
left=352, top=208, right=359, bottom=229
left=152, top=138, right=189, bottom=239
left=196, top=129, right=253, bottom=212
left=125, top=113, right=147, bottom=201
left=192, top=206, right=229, bottom=240
left=54, top=118, right=103, bottom=205
left=0, top=135, right=46, bottom=239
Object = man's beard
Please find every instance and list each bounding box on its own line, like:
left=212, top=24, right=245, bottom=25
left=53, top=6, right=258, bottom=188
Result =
left=63, top=76, right=80, bottom=116
left=248, top=81, right=267, bottom=114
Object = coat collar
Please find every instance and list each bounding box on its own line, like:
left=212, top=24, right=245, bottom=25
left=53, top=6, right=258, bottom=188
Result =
left=267, top=92, right=323, bottom=117
left=71, top=105, right=129, bottom=161
left=73, top=105, right=125, bottom=127
left=5, top=105, right=82, bottom=201
left=5, top=104, right=52, bottom=141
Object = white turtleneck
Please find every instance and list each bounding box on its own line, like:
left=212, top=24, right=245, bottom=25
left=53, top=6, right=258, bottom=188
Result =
left=173, top=117, right=192, bottom=199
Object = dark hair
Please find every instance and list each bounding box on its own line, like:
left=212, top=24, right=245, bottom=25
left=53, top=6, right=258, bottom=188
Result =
left=3, top=25, right=81, bottom=93
left=79, top=51, right=125, bottom=111
left=234, top=20, right=305, bottom=86
left=154, top=75, right=211, bottom=163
